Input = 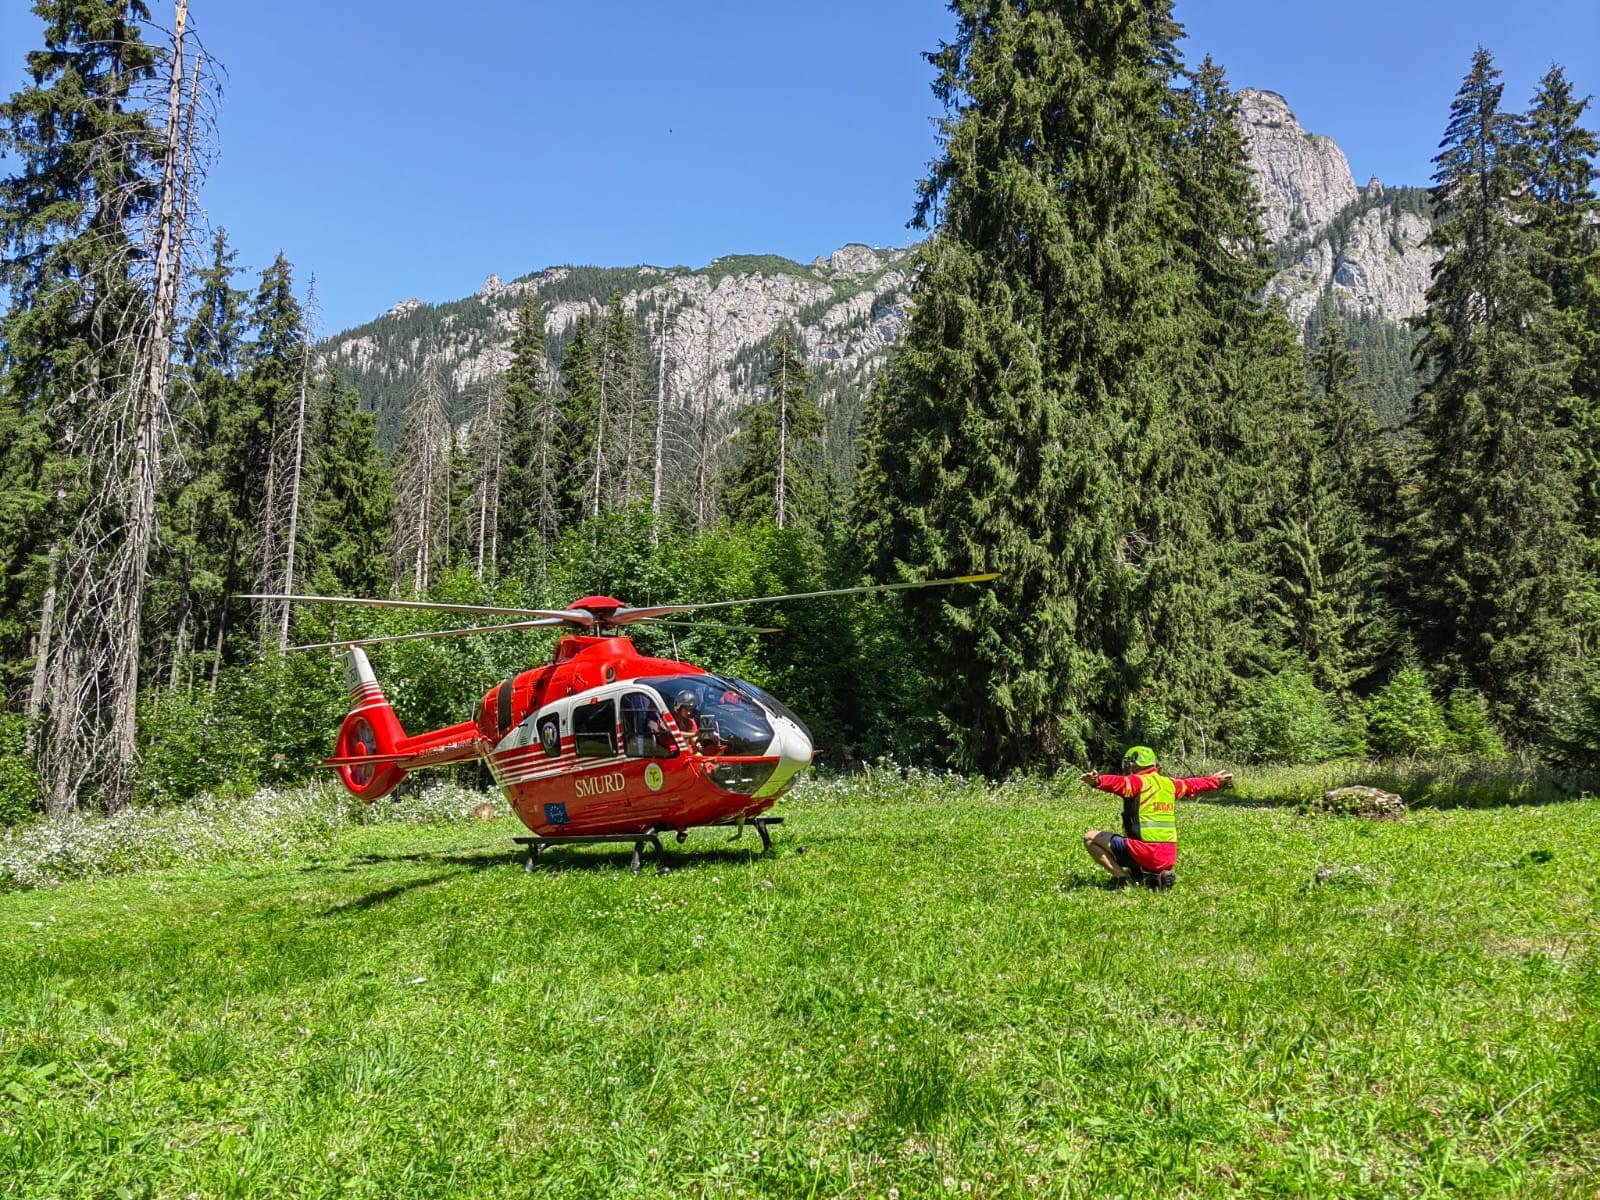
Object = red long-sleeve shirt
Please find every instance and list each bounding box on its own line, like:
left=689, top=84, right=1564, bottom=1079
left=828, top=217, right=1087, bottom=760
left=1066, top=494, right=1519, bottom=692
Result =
left=1089, top=770, right=1226, bottom=871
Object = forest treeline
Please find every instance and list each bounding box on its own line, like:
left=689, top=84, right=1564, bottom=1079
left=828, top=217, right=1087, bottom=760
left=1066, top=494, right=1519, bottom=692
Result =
left=1, top=1, right=1597, bottom=823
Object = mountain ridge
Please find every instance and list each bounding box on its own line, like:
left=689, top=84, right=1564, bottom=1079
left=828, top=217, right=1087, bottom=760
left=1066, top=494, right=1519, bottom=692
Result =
left=321, top=87, right=1436, bottom=444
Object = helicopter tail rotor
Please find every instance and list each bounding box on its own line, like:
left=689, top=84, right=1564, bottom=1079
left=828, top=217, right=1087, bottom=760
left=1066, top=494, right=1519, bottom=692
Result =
left=328, top=646, right=410, bottom=801
left=323, top=645, right=482, bottom=799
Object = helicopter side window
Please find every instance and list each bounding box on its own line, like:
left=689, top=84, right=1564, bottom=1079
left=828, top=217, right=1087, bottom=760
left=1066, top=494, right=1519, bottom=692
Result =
left=621, top=692, right=676, bottom=759
left=572, top=698, right=617, bottom=758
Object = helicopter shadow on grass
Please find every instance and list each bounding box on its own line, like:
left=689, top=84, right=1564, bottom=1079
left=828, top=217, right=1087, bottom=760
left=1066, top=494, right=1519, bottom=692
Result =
left=314, top=842, right=787, bottom=912
left=531, top=842, right=786, bottom=875
left=311, top=847, right=516, bottom=915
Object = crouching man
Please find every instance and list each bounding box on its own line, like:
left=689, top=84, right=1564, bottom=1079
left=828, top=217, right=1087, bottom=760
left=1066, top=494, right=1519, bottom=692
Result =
left=1081, top=745, right=1233, bottom=890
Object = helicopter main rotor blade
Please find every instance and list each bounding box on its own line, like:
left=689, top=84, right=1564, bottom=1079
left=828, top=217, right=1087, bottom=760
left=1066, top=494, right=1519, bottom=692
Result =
left=637, top=618, right=782, bottom=635
left=289, top=617, right=570, bottom=652
left=609, top=572, right=1000, bottom=622
left=242, top=593, right=594, bottom=624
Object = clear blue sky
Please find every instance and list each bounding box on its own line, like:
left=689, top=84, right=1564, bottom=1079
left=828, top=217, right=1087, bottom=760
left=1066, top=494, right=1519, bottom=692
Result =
left=2, top=1, right=1595, bottom=335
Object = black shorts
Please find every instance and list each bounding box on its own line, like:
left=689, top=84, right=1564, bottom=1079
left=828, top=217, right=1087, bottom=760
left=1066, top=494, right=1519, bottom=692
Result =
left=1108, top=835, right=1138, bottom=872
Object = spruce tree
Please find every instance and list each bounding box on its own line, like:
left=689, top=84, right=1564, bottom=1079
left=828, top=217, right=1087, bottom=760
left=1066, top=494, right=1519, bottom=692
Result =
left=1265, top=322, right=1391, bottom=693
left=499, top=293, right=559, bottom=572
left=857, top=2, right=1276, bottom=770
left=558, top=314, right=600, bottom=527
left=1520, top=66, right=1599, bottom=630
left=308, top=368, right=393, bottom=597
left=0, top=0, right=162, bottom=812
left=158, top=227, right=247, bottom=686
left=723, top=325, right=826, bottom=529
left=1408, top=48, right=1581, bottom=727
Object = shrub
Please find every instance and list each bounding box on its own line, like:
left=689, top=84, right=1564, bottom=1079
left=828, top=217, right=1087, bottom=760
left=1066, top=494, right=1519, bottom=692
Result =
left=0, top=780, right=502, bottom=891
left=1365, top=666, right=1450, bottom=756
left=1444, top=689, right=1506, bottom=759
left=1536, top=660, right=1600, bottom=769
left=0, top=713, right=36, bottom=827
left=1227, top=669, right=1349, bottom=764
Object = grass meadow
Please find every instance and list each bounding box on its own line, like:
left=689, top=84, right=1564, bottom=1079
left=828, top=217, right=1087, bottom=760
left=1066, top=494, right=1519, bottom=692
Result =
left=1, top=766, right=1597, bottom=1198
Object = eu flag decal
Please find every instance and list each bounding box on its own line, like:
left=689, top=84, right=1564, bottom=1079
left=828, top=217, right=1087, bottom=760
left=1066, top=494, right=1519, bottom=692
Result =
left=544, top=802, right=570, bottom=826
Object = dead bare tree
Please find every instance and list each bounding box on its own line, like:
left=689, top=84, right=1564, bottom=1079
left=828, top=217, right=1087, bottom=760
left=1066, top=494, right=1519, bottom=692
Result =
left=466, top=376, right=507, bottom=579
left=389, top=361, right=452, bottom=596
left=650, top=304, right=671, bottom=543
left=34, top=2, right=211, bottom=813
left=258, top=278, right=317, bottom=652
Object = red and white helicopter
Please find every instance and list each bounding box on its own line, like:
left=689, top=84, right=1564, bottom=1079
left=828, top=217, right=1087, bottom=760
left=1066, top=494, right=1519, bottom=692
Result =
left=251, top=575, right=996, bottom=872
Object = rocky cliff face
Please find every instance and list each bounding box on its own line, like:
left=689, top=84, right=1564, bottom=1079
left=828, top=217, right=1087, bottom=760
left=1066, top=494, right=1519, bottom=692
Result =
left=323, top=246, right=911, bottom=447
left=1237, top=89, right=1359, bottom=245
left=322, top=89, right=1434, bottom=440
left=1238, top=88, right=1436, bottom=329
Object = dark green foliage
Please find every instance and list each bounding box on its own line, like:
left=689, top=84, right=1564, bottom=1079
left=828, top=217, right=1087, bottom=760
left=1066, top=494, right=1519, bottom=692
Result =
left=558, top=314, right=600, bottom=526
left=1302, top=299, right=1427, bottom=427
left=1406, top=48, right=1584, bottom=731
left=308, top=369, right=394, bottom=596
left=858, top=5, right=1295, bottom=772
left=1365, top=665, right=1450, bottom=756
left=0, top=713, right=36, bottom=825
left=499, top=293, right=558, bottom=565
left=1264, top=321, right=1394, bottom=694
left=722, top=325, right=826, bottom=529
left=1520, top=67, right=1600, bottom=639
left=1535, top=660, right=1600, bottom=768
left=1225, top=668, right=1356, bottom=765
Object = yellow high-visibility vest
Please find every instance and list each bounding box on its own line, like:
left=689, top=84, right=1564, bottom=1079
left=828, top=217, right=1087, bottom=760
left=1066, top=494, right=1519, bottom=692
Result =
left=1133, top=772, right=1177, bottom=844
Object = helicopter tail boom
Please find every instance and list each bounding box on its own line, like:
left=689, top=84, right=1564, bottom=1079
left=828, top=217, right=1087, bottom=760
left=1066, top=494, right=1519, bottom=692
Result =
left=327, top=646, right=479, bottom=800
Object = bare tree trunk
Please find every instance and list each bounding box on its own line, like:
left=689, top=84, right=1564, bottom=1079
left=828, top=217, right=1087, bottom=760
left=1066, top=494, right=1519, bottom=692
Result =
left=25, top=542, right=60, bottom=755
left=592, top=320, right=609, bottom=521
left=693, top=319, right=716, bottom=531
left=103, top=0, right=193, bottom=810
left=776, top=329, right=789, bottom=530
left=651, top=306, right=669, bottom=543
left=390, top=362, right=451, bottom=597
left=469, top=377, right=504, bottom=580
left=274, top=292, right=314, bottom=653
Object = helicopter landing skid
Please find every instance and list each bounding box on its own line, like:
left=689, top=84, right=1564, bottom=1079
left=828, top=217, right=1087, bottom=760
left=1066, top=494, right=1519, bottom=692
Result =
left=710, top=816, right=784, bottom=854
left=516, top=831, right=665, bottom=876
left=514, top=816, right=784, bottom=874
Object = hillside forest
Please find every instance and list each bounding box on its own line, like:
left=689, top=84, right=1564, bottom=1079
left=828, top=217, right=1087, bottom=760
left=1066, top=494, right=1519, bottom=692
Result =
left=1, top=0, right=1598, bottom=825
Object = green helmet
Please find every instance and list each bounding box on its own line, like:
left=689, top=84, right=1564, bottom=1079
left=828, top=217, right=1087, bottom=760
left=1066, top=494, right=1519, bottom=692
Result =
left=1123, top=745, right=1157, bottom=770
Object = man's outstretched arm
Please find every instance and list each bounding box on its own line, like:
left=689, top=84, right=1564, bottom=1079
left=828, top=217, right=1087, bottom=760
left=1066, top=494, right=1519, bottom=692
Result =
left=1080, top=772, right=1144, bottom=798
left=1173, top=771, right=1235, bottom=798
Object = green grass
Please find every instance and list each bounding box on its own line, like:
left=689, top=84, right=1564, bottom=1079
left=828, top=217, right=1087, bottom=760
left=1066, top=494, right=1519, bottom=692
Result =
left=2, top=769, right=1597, bottom=1198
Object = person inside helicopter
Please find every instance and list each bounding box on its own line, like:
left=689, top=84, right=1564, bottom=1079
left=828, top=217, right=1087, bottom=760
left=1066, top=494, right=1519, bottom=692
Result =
left=673, top=690, right=726, bottom=755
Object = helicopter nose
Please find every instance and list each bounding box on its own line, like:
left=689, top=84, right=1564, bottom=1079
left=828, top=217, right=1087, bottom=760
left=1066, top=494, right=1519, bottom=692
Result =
left=756, top=718, right=813, bottom=798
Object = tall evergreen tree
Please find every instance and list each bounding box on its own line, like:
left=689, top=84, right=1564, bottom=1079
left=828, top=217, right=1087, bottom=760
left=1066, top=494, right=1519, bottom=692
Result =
left=151, top=228, right=246, bottom=688
left=307, top=368, right=393, bottom=597
left=1265, top=322, right=1391, bottom=692
left=856, top=2, right=1277, bottom=771
left=1407, top=48, right=1581, bottom=727
left=1519, top=66, right=1600, bottom=639
left=558, top=314, right=600, bottom=527
left=231, top=253, right=306, bottom=648
left=723, top=325, right=825, bottom=529
left=0, top=0, right=163, bottom=813
left=499, top=293, right=559, bottom=571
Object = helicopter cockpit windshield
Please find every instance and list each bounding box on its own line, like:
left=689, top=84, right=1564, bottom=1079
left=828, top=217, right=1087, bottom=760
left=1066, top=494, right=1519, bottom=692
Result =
left=639, top=676, right=775, bottom=757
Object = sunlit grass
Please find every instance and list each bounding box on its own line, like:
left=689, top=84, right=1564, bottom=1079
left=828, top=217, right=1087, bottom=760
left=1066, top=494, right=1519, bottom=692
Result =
left=1, top=768, right=1596, bottom=1197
